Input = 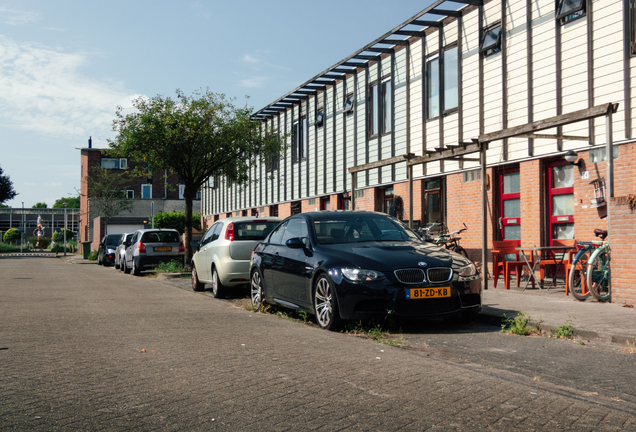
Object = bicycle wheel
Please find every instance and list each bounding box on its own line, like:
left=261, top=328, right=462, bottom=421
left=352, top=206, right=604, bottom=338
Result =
left=587, top=249, right=611, bottom=301
left=452, top=245, right=470, bottom=260
left=569, top=247, right=592, bottom=301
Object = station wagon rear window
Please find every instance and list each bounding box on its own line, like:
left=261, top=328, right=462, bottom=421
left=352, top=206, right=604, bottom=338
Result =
left=141, top=231, right=180, bottom=243
left=233, top=222, right=280, bottom=241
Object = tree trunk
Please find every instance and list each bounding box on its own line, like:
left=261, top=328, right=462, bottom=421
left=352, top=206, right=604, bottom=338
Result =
left=184, top=189, right=194, bottom=271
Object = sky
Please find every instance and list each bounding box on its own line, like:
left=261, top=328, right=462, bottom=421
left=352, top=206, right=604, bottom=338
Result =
left=0, top=0, right=437, bottom=208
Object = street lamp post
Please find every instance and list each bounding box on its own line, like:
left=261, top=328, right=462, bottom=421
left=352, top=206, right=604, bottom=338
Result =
left=21, top=202, right=24, bottom=253
left=63, top=203, right=68, bottom=256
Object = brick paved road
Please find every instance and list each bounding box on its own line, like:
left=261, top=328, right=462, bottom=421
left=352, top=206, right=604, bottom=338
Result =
left=1, top=257, right=635, bottom=431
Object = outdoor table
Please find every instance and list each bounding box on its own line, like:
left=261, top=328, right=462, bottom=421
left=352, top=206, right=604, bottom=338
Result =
left=515, top=246, right=576, bottom=291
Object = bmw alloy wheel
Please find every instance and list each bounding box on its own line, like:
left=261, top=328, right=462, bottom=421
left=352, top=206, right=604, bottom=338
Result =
left=314, top=275, right=341, bottom=330
left=251, top=270, right=264, bottom=310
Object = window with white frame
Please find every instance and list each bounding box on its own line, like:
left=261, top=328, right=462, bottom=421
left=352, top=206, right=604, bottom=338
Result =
left=315, top=108, right=324, bottom=127
left=589, top=147, right=619, bottom=164
left=141, top=184, right=152, bottom=199
left=124, top=190, right=134, bottom=199
left=179, top=184, right=185, bottom=199
left=100, top=158, right=127, bottom=169
left=343, top=93, right=354, bottom=114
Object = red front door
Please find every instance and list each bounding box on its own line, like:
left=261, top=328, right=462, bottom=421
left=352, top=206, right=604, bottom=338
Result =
left=499, top=167, right=521, bottom=246
left=548, top=161, right=575, bottom=244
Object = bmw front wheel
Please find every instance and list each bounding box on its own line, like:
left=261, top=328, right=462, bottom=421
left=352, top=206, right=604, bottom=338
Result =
left=250, top=269, right=265, bottom=311
left=314, top=274, right=342, bottom=331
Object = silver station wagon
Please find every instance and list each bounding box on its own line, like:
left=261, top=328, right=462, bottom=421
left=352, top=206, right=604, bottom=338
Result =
left=190, top=217, right=282, bottom=298
left=123, top=229, right=185, bottom=276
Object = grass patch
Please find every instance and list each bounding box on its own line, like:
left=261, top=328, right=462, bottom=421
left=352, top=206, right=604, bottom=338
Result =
left=0, top=242, right=23, bottom=253
left=551, top=319, right=574, bottom=339
left=500, top=312, right=539, bottom=336
left=155, top=259, right=184, bottom=273
left=87, top=250, right=98, bottom=261
left=342, top=321, right=406, bottom=347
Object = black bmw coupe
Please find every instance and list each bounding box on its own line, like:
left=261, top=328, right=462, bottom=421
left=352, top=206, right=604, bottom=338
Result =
left=250, top=211, right=481, bottom=330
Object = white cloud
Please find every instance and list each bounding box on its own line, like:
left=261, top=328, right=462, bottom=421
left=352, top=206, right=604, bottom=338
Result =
left=242, top=54, right=258, bottom=64
left=0, top=36, right=140, bottom=138
left=0, top=7, right=40, bottom=26
left=238, top=76, right=268, bottom=89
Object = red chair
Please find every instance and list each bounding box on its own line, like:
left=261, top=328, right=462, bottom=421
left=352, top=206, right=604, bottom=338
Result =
left=492, top=240, right=535, bottom=290
left=540, top=239, right=576, bottom=290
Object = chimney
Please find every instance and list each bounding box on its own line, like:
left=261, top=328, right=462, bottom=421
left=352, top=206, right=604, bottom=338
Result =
left=88, top=136, right=92, bottom=148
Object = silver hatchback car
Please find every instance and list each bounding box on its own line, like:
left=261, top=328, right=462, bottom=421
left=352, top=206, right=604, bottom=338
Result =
left=123, top=229, right=184, bottom=276
left=191, top=217, right=281, bottom=298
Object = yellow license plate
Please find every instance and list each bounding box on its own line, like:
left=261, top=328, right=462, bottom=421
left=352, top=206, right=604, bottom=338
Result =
left=154, top=246, right=171, bottom=251
left=406, top=287, right=451, bottom=299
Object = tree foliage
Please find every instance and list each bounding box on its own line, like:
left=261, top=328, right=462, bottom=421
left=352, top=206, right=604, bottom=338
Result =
left=32, top=202, right=47, bottom=208
left=52, top=229, right=75, bottom=243
left=154, top=211, right=201, bottom=234
left=53, top=196, right=80, bottom=208
left=109, top=89, right=283, bottom=266
left=0, top=165, right=17, bottom=205
left=3, top=228, right=20, bottom=243
left=83, top=166, right=135, bottom=225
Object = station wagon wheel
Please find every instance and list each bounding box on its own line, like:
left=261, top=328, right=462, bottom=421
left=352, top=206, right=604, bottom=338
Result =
left=211, top=267, right=227, bottom=299
left=192, top=265, right=204, bottom=292
left=131, top=259, right=140, bottom=276
left=314, top=274, right=342, bottom=331
left=250, top=269, right=264, bottom=311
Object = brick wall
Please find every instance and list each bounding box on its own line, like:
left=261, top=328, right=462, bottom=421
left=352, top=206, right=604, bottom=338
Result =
left=353, top=187, right=377, bottom=211
left=279, top=203, right=292, bottom=219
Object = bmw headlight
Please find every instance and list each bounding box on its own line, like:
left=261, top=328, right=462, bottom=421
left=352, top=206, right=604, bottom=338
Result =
left=341, top=268, right=386, bottom=282
left=458, top=263, right=477, bottom=279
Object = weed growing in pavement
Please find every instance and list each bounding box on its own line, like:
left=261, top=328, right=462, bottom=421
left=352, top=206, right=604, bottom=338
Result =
left=551, top=318, right=574, bottom=339
left=155, top=259, right=184, bottom=273
left=87, top=250, right=98, bottom=261
left=341, top=320, right=406, bottom=347
left=621, top=342, right=636, bottom=354
left=500, top=312, right=539, bottom=336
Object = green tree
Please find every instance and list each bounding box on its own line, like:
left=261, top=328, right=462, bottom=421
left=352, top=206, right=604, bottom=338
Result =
left=0, top=165, right=17, bottom=205
left=83, top=166, right=135, bottom=231
left=154, top=211, right=201, bottom=234
left=3, top=228, right=20, bottom=243
left=32, top=202, right=47, bottom=208
left=52, top=229, right=75, bottom=243
left=53, top=196, right=80, bottom=208
left=109, top=89, right=282, bottom=267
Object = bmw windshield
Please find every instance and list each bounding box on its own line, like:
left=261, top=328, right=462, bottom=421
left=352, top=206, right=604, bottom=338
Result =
left=313, top=214, right=421, bottom=245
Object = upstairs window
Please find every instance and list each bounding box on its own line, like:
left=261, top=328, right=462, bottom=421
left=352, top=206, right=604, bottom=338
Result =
left=266, top=130, right=280, bottom=172
left=556, top=0, right=585, bottom=23
left=481, top=24, right=502, bottom=57
left=426, top=46, right=458, bottom=119
left=292, top=117, right=307, bottom=162
left=368, top=76, right=392, bottom=137
left=426, top=54, right=440, bottom=119
left=101, top=158, right=127, bottom=169
left=141, top=184, right=152, bottom=199
left=315, top=108, right=324, bottom=127
left=343, top=93, right=354, bottom=114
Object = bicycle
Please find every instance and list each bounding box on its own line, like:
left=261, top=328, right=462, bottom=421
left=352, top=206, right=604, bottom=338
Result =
left=587, top=230, right=611, bottom=302
left=568, top=229, right=609, bottom=301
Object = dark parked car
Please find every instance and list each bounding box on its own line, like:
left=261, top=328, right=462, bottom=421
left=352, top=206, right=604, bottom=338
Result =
left=250, top=211, right=481, bottom=330
left=97, top=234, right=123, bottom=266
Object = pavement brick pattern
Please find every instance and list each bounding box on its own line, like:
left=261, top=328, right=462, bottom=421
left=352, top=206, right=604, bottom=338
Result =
left=1, top=257, right=635, bottom=431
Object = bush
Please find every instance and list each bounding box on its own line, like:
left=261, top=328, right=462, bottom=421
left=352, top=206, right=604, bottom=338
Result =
left=3, top=228, right=20, bottom=243
left=154, top=211, right=202, bottom=234
left=27, top=236, right=51, bottom=249
left=155, top=259, right=184, bottom=273
left=0, top=242, right=20, bottom=253
left=87, top=250, right=98, bottom=260
left=52, top=229, right=75, bottom=243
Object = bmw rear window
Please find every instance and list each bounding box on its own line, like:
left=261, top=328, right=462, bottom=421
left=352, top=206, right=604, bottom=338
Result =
left=105, top=235, right=122, bottom=246
left=233, top=222, right=280, bottom=241
left=141, top=231, right=180, bottom=243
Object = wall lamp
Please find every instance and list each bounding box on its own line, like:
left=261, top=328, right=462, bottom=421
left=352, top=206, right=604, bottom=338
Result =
left=564, top=150, right=581, bottom=166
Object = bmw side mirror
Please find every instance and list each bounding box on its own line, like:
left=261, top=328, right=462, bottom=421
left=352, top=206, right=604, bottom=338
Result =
left=285, top=238, right=305, bottom=249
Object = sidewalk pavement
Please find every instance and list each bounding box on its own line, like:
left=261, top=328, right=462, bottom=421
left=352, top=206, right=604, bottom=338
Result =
left=478, top=286, right=636, bottom=345
left=59, top=253, right=636, bottom=346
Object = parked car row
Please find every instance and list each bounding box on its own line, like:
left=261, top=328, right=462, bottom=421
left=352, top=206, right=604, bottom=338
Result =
left=97, top=229, right=185, bottom=276
left=189, top=211, right=482, bottom=331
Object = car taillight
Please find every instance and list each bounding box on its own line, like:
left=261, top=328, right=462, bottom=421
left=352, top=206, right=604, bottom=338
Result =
left=225, top=222, right=234, bottom=241
left=138, top=242, right=146, bottom=253
left=179, top=241, right=185, bottom=253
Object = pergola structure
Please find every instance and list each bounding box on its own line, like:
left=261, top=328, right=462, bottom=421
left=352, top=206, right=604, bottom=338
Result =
left=349, top=103, right=618, bottom=292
